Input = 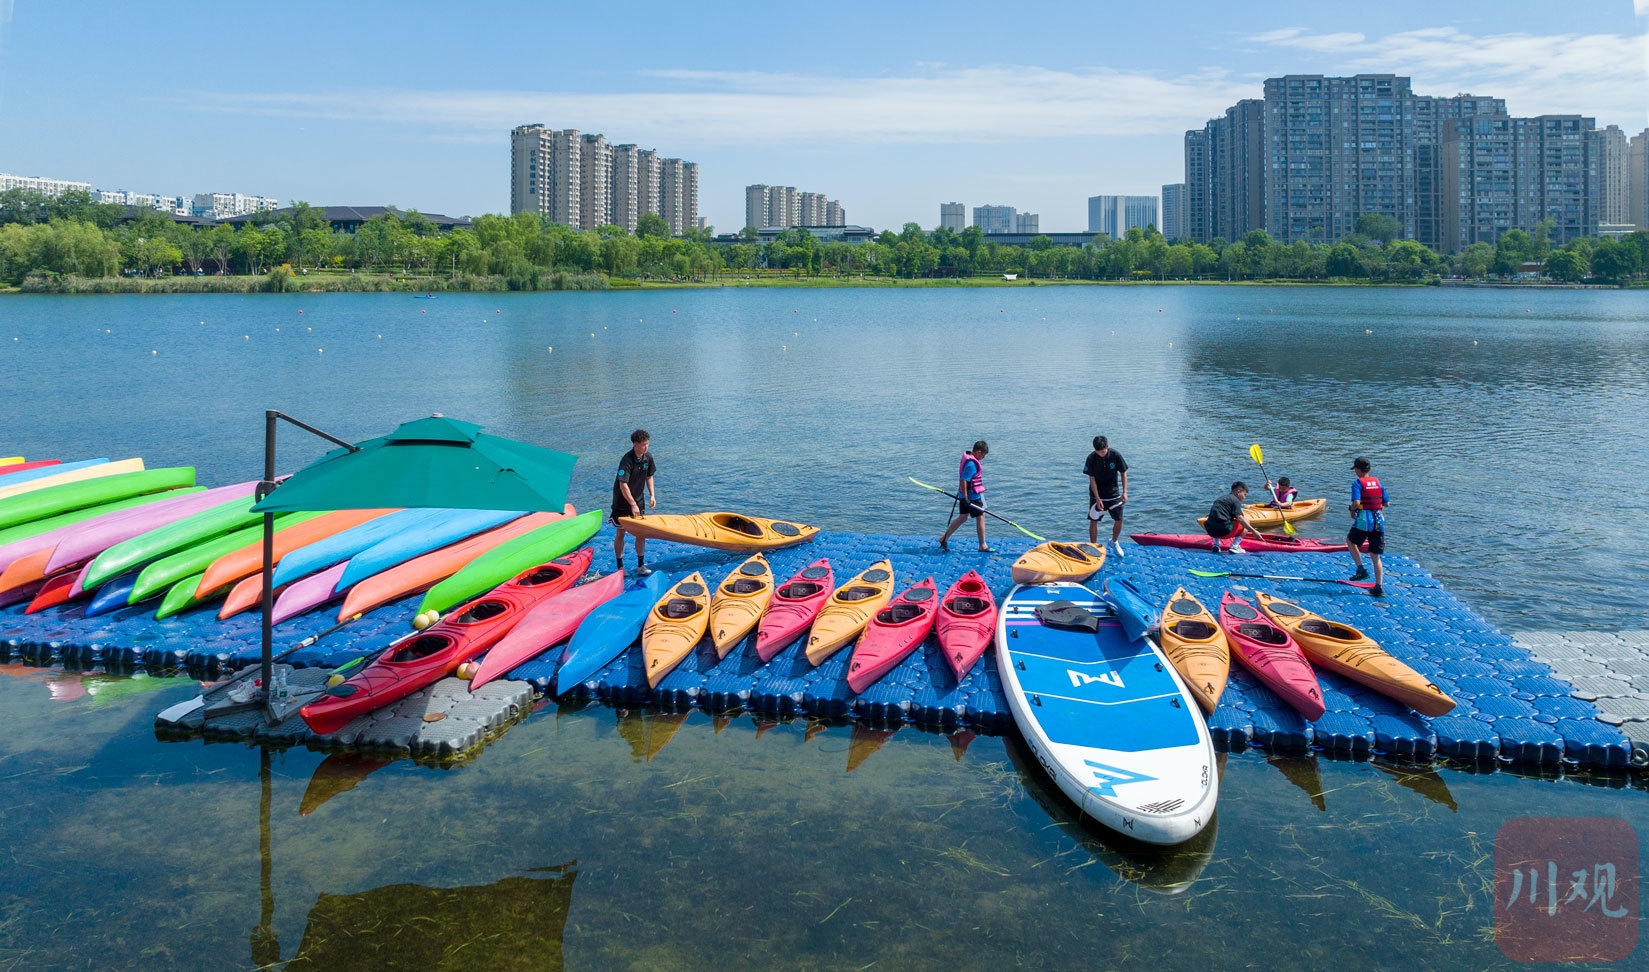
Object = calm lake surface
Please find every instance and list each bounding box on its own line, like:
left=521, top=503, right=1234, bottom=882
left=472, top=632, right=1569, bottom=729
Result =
left=0, top=286, right=1645, bottom=969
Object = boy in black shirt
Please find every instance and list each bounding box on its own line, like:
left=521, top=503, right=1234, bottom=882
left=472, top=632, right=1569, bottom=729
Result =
left=1204, top=481, right=1264, bottom=554
left=1084, top=436, right=1129, bottom=556
left=612, top=429, right=657, bottom=575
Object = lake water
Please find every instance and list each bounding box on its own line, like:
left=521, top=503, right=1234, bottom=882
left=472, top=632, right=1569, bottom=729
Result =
left=0, top=286, right=1645, bottom=969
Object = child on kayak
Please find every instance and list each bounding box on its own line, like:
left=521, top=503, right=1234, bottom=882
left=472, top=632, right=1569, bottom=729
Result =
left=612, top=429, right=657, bottom=576
left=1264, top=477, right=1298, bottom=508
left=1204, top=482, right=1265, bottom=554
left=1347, top=456, right=1387, bottom=597
left=940, top=441, right=992, bottom=553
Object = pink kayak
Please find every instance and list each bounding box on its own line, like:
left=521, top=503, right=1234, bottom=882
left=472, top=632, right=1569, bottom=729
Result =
left=936, top=570, right=997, bottom=680
left=1218, top=592, right=1325, bottom=720
left=271, top=562, right=349, bottom=624
left=469, top=571, right=625, bottom=689
left=43, top=481, right=261, bottom=575
left=846, top=577, right=937, bottom=693
left=1131, top=532, right=1350, bottom=554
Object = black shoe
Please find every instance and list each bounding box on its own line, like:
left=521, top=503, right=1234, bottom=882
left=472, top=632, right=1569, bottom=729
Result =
left=1350, top=567, right=1371, bottom=582
left=938, top=537, right=949, bottom=552
left=1370, top=584, right=1386, bottom=598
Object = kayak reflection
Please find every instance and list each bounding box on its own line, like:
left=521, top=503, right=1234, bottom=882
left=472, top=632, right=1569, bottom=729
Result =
left=615, top=708, right=688, bottom=763
left=1266, top=755, right=1328, bottom=812
left=299, top=752, right=394, bottom=816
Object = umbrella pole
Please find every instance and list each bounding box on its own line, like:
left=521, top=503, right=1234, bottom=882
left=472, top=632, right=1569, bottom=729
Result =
left=260, top=410, right=278, bottom=700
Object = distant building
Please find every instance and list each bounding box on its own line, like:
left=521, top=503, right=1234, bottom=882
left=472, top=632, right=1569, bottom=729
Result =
left=939, top=202, right=966, bottom=231
left=609, top=144, right=642, bottom=233
left=580, top=133, right=611, bottom=228
left=191, top=192, right=278, bottom=220
left=751, top=224, right=876, bottom=243
left=973, top=204, right=1017, bottom=234
left=1594, top=125, right=1630, bottom=228
left=745, top=184, right=845, bottom=230
left=220, top=206, right=471, bottom=233
left=0, top=173, right=92, bottom=197
left=1012, top=212, right=1039, bottom=234
left=1161, top=184, right=1186, bottom=240
left=510, top=124, right=695, bottom=232
left=1631, top=129, right=1649, bottom=229
left=1441, top=114, right=1602, bottom=251
left=1087, top=195, right=1157, bottom=238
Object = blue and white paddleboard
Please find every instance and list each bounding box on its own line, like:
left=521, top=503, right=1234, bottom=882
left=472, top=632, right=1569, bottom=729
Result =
left=996, top=582, right=1217, bottom=845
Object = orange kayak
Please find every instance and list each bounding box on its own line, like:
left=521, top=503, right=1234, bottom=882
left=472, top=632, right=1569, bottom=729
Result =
left=0, top=548, right=57, bottom=603
left=336, top=510, right=567, bottom=621
left=194, top=509, right=394, bottom=597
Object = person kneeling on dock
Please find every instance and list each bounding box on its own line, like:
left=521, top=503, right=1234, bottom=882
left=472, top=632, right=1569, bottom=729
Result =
left=1204, top=482, right=1264, bottom=554
left=940, top=441, right=992, bottom=553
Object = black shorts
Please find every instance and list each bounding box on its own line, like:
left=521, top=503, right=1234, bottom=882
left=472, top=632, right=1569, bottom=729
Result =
left=1088, top=496, right=1124, bottom=522
left=1348, top=527, right=1385, bottom=555
left=611, top=507, right=640, bottom=528
left=960, top=496, right=985, bottom=518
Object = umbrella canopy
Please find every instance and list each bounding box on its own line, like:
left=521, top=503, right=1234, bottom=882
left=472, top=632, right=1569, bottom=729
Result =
left=252, top=417, right=576, bottom=514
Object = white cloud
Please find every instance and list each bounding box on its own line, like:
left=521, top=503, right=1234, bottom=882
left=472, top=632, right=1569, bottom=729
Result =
left=180, top=65, right=1254, bottom=146
left=1252, top=26, right=1648, bottom=125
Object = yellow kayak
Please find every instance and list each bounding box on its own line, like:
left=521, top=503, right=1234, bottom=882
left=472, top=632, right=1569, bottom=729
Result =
left=709, top=554, right=773, bottom=656
left=1198, top=497, right=1328, bottom=531
left=1158, top=588, right=1230, bottom=714
left=806, top=560, right=894, bottom=665
left=643, top=573, right=710, bottom=687
left=1009, top=541, right=1106, bottom=585
left=1256, top=593, right=1456, bottom=717
left=614, top=512, right=818, bottom=553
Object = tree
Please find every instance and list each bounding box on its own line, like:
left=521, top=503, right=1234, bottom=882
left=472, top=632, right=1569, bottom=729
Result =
left=1459, top=242, right=1494, bottom=278
left=1354, top=213, right=1400, bottom=245
left=1493, top=229, right=1532, bottom=275
left=1543, top=247, right=1587, bottom=282
left=1530, top=219, right=1554, bottom=265
left=1589, top=238, right=1641, bottom=283
left=636, top=212, right=669, bottom=239
left=1326, top=242, right=1363, bottom=277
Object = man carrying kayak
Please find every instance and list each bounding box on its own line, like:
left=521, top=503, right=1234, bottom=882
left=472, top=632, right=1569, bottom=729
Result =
left=940, top=441, right=992, bottom=553
left=1084, top=435, right=1128, bottom=558
left=1347, top=456, right=1387, bottom=597
left=1204, top=481, right=1265, bottom=554
left=612, top=429, right=657, bottom=576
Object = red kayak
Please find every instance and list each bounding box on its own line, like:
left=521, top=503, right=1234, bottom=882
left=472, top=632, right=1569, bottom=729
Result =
left=26, top=568, right=84, bottom=614
left=301, top=549, right=592, bottom=734
left=754, top=559, right=833, bottom=662
left=0, top=459, right=60, bottom=477
left=847, top=577, right=937, bottom=693
left=467, top=569, right=625, bottom=690
left=936, top=570, right=996, bottom=680
left=1218, top=592, right=1325, bottom=720
left=1131, top=533, right=1349, bottom=554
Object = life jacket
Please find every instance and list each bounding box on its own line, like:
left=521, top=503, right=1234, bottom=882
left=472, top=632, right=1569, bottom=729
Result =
left=958, top=452, right=984, bottom=496
left=1356, top=475, right=1384, bottom=511
left=1271, top=485, right=1298, bottom=507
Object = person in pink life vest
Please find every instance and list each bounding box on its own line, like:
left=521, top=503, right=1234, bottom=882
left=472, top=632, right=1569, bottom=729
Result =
left=1263, top=476, right=1298, bottom=508
left=940, top=441, right=992, bottom=553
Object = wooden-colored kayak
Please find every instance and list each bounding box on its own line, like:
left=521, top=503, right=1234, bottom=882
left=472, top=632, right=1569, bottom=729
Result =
left=806, top=560, right=895, bottom=665
left=0, top=458, right=143, bottom=504
left=1010, top=541, right=1106, bottom=585
left=708, top=554, right=773, bottom=656
left=1158, top=588, right=1230, bottom=714
left=1219, top=592, right=1325, bottom=721
left=642, top=572, right=710, bottom=687
left=614, top=512, right=819, bottom=553
left=335, top=512, right=563, bottom=621
left=195, top=509, right=395, bottom=597
left=1256, top=592, right=1457, bottom=717
left=847, top=577, right=937, bottom=693
left=936, top=570, right=995, bottom=680
left=754, top=559, right=832, bottom=662
left=1198, top=498, right=1328, bottom=531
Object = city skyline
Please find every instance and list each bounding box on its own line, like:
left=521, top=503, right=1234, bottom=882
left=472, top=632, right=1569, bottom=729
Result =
left=1, top=1, right=1644, bottom=232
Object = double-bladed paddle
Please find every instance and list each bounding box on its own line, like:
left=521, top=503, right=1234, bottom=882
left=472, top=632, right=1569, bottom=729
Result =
left=1188, top=568, right=1375, bottom=590
left=908, top=477, right=1047, bottom=542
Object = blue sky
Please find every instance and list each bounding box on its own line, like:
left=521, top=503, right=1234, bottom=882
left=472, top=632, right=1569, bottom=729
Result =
left=1, top=1, right=1644, bottom=232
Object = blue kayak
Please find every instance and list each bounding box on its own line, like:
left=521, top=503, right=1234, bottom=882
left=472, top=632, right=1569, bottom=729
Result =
left=0, top=458, right=110, bottom=488
left=1104, top=577, right=1157, bottom=643
left=336, top=509, right=524, bottom=590
left=271, top=508, right=450, bottom=587
left=554, top=572, right=668, bottom=693
left=85, top=572, right=140, bottom=616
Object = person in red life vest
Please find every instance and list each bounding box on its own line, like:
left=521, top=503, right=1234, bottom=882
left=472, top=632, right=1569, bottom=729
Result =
left=1347, top=456, right=1388, bottom=597
left=1203, top=481, right=1266, bottom=554
left=1263, top=476, right=1298, bottom=508
left=940, top=441, right=992, bottom=553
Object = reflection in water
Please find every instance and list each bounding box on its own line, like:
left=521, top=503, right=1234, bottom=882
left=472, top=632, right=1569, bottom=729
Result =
left=299, top=753, right=394, bottom=817
left=846, top=725, right=894, bottom=772
left=615, top=709, right=687, bottom=762
left=0, top=663, right=189, bottom=705
left=947, top=729, right=977, bottom=761
left=1003, top=733, right=1218, bottom=895
left=1372, top=760, right=1458, bottom=812
left=1266, top=755, right=1327, bottom=812
left=284, top=864, right=579, bottom=970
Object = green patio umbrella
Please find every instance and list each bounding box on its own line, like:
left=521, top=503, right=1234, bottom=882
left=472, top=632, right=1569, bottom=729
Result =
left=252, top=416, right=576, bottom=514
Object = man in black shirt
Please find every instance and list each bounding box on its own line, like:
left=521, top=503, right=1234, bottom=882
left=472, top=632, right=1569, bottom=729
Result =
left=1084, top=436, right=1129, bottom=556
left=612, top=429, right=657, bottom=576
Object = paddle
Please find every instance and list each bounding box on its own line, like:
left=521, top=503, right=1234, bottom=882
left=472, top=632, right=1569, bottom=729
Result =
left=908, top=477, right=1047, bottom=542
left=1188, top=568, right=1375, bottom=590
left=1248, top=444, right=1297, bottom=536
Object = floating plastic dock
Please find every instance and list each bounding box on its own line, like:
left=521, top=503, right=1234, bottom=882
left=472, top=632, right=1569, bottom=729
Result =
left=0, top=528, right=1637, bottom=770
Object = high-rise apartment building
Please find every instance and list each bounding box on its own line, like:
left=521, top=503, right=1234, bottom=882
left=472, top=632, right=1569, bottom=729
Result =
left=1183, top=129, right=1212, bottom=242
left=1440, top=114, right=1600, bottom=250
left=1593, top=125, right=1630, bottom=227
left=0, top=173, right=92, bottom=197
left=974, top=205, right=1017, bottom=234
left=1161, top=184, right=1186, bottom=240
left=1631, top=130, right=1649, bottom=229
left=1088, top=195, right=1157, bottom=238
left=510, top=125, right=694, bottom=232
left=744, top=184, right=845, bottom=229
left=939, top=202, right=966, bottom=231
left=1182, top=99, right=1264, bottom=243
left=1013, top=212, right=1040, bottom=234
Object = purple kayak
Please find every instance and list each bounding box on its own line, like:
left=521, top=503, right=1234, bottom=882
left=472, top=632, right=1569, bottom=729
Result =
left=0, top=488, right=202, bottom=575
left=44, top=481, right=262, bottom=576
left=273, top=562, right=348, bottom=624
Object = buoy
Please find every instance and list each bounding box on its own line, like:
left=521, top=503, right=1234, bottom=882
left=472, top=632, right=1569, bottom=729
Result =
left=377, top=334, right=381, bottom=339
left=151, top=350, right=157, bottom=355
left=412, top=610, right=437, bottom=630
left=457, top=661, right=479, bottom=680
left=298, top=310, right=303, bottom=314
left=1473, top=340, right=1478, bottom=345
left=782, top=344, right=787, bottom=350
left=496, top=309, right=501, bottom=313
left=199, top=321, right=204, bottom=325
left=422, top=309, right=426, bottom=313
left=1167, top=342, right=1173, bottom=348
left=306, top=327, right=311, bottom=332
left=326, top=674, right=345, bottom=688
left=547, top=346, right=552, bottom=352
left=1365, top=329, right=1372, bottom=334
left=275, top=328, right=279, bottom=332
left=591, top=332, right=595, bottom=337
left=317, top=348, right=323, bottom=353
left=672, top=309, right=677, bottom=313
left=244, top=335, right=249, bottom=340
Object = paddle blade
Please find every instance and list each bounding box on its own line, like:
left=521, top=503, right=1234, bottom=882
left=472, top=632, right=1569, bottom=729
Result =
left=1282, top=519, right=1298, bottom=536
left=1188, top=569, right=1231, bottom=578
left=1249, top=444, right=1264, bottom=465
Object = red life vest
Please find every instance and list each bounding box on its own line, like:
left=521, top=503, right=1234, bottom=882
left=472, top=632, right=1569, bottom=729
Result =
left=1356, top=475, right=1384, bottom=511
left=958, top=452, right=984, bottom=496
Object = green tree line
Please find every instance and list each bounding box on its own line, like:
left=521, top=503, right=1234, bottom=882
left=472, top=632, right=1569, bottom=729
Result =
left=4, top=188, right=1647, bottom=288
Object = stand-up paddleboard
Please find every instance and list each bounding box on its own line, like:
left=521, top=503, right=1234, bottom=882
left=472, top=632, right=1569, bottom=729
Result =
left=996, top=582, right=1217, bottom=846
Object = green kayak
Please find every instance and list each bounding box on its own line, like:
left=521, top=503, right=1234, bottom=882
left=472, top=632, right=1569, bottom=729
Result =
left=0, top=467, right=196, bottom=532
left=86, top=495, right=266, bottom=589
left=417, top=510, right=601, bottom=617
left=129, top=511, right=323, bottom=604
left=0, top=487, right=203, bottom=549
left=155, top=572, right=208, bottom=619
